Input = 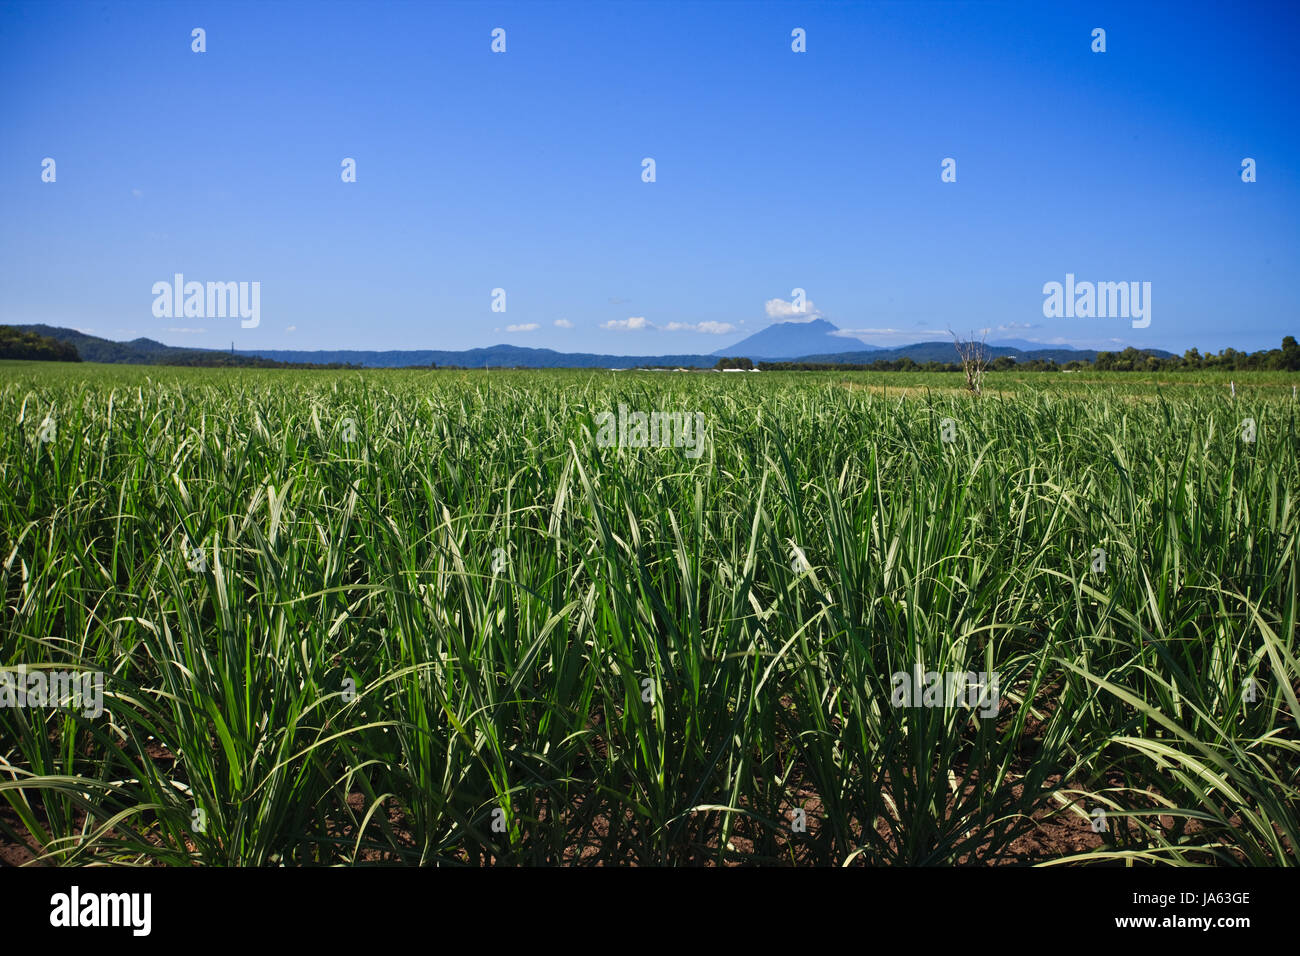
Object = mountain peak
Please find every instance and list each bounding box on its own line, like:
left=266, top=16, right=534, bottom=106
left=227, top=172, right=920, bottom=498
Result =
left=794, top=318, right=836, bottom=331
left=712, top=318, right=875, bottom=359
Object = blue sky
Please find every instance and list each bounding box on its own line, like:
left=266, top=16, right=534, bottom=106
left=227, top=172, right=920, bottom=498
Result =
left=1, top=0, right=1297, bottom=355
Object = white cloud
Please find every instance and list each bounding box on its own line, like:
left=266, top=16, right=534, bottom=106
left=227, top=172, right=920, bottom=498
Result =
left=75, top=327, right=95, bottom=334
left=599, top=317, right=737, bottom=334
left=553, top=318, right=574, bottom=329
left=602, top=316, right=649, bottom=331
left=663, top=320, right=736, bottom=334
left=765, top=297, right=822, bottom=322
left=506, top=323, right=539, bottom=332
left=285, top=325, right=297, bottom=333
left=166, top=327, right=207, bottom=334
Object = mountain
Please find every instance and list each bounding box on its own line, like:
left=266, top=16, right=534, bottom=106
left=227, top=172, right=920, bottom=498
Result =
left=238, top=344, right=724, bottom=369
left=987, top=338, right=1066, bottom=351
left=10, top=327, right=724, bottom=369
left=712, top=319, right=876, bottom=359
left=794, top=341, right=1091, bottom=364
left=10, top=325, right=357, bottom=368
left=12, top=325, right=1174, bottom=369
left=13, top=325, right=181, bottom=364
left=240, top=341, right=1106, bottom=368
left=793, top=341, right=1175, bottom=365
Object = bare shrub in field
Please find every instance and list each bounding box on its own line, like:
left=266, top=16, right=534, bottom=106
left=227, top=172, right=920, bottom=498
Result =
left=951, top=328, right=990, bottom=395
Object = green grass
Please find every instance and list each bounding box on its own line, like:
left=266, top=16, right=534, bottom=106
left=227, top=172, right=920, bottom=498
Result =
left=1, top=362, right=1296, bottom=865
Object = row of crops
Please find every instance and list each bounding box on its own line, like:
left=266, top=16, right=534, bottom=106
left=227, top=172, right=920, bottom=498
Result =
left=1, top=364, right=1296, bottom=864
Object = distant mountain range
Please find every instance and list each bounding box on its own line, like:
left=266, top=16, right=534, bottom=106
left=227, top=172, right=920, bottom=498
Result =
left=12, top=322, right=1173, bottom=369
left=12, top=325, right=268, bottom=365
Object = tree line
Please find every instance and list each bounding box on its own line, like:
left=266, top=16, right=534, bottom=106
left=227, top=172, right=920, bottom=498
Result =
left=752, top=337, right=1300, bottom=373
left=0, top=326, right=362, bottom=369
left=0, top=326, right=81, bottom=362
